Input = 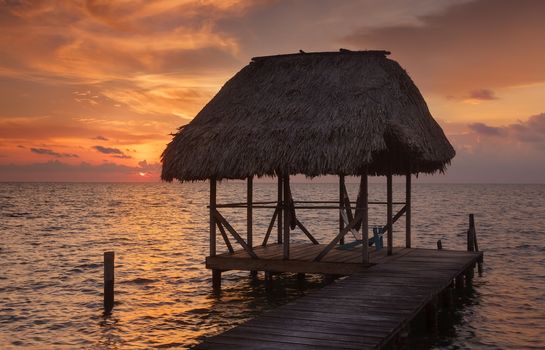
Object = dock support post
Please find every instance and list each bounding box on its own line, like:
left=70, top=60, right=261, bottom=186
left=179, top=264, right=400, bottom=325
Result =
left=212, top=269, right=221, bottom=290
left=406, top=173, right=411, bottom=248
left=339, top=175, right=345, bottom=245
left=425, top=296, right=438, bottom=332
left=441, top=287, right=454, bottom=309
left=387, top=173, right=393, bottom=256
left=277, top=176, right=283, bottom=244
left=455, top=274, right=465, bottom=289
left=265, top=271, right=273, bottom=290
left=465, top=266, right=474, bottom=285
left=437, top=239, right=443, bottom=250
left=104, top=251, right=114, bottom=314
left=283, top=175, right=290, bottom=260
left=467, top=214, right=475, bottom=252
left=361, top=173, right=369, bottom=264
left=297, top=273, right=306, bottom=284
left=247, top=176, right=256, bottom=278
left=469, top=213, right=484, bottom=275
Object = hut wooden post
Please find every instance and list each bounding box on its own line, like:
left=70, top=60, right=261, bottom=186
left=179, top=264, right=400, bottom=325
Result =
left=247, top=176, right=253, bottom=247
left=387, top=173, right=393, bottom=256
left=339, top=175, right=345, bottom=245
left=210, top=177, right=220, bottom=289
left=405, top=173, right=411, bottom=248
left=283, top=175, right=290, bottom=259
left=247, top=176, right=257, bottom=278
left=210, top=177, right=217, bottom=257
left=361, top=173, right=369, bottom=264
left=277, top=176, right=283, bottom=244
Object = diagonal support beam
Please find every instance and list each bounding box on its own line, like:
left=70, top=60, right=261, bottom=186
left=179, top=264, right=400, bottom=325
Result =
left=295, top=219, right=319, bottom=245
left=217, top=221, right=234, bottom=254
left=261, top=207, right=279, bottom=246
left=381, top=205, right=407, bottom=234
left=214, top=210, right=258, bottom=259
left=341, top=181, right=354, bottom=223
left=314, top=212, right=363, bottom=262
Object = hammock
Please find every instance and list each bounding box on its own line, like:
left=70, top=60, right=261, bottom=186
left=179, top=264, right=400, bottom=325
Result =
left=336, top=209, right=383, bottom=251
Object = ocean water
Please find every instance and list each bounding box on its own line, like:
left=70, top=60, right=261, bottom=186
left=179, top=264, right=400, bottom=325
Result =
left=0, top=182, right=544, bottom=349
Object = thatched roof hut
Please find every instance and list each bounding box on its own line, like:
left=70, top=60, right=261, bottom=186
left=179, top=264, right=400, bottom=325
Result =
left=161, top=49, right=454, bottom=182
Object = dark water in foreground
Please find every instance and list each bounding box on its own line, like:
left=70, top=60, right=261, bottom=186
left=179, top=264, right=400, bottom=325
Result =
left=0, top=182, right=544, bottom=349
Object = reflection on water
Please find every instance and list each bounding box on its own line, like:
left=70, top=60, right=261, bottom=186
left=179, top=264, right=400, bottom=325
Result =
left=0, top=183, right=544, bottom=349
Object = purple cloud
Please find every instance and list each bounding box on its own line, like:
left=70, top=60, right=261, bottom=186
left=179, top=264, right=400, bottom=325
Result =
left=0, top=160, right=162, bottom=182
left=30, top=148, right=79, bottom=158
left=92, top=135, right=109, bottom=141
left=468, top=113, right=545, bottom=148
left=93, top=145, right=124, bottom=155
left=468, top=123, right=503, bottom=136
left=469, top=89, right=498, bottom=100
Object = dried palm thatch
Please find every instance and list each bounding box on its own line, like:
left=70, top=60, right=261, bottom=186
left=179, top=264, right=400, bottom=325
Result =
left=162, top=50, right=455, bottom=182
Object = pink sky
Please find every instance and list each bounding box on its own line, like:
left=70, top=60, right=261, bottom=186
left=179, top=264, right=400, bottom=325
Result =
left=0, top=0, right=544, bottom=182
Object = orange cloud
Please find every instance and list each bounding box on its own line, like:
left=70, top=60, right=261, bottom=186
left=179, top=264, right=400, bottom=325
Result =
left=1, top=0, right=544, bottom=182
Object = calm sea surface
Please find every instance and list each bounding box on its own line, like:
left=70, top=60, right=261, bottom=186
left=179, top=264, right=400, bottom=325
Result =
left=1, top=182, right=544, bottom=349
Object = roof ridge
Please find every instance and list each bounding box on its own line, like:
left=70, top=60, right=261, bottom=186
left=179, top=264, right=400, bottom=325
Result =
left=251, top=49, right=391, bottom=62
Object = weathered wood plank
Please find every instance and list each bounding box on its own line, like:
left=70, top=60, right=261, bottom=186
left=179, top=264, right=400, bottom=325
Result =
left=198, top=247, right=483, bottom=350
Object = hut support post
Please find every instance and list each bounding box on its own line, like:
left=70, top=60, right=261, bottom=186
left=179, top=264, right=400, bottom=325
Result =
left=210, top=177, right=220, bottom=289
left=387, top=173, right=393, bottom=256
left=406, top=173, right=411, bottom=248
left=247, top=176, right=256, bottom=278
left=247, top=176, right=253, bottom=247
left=277, top=176, right=283, bottom=244
left=210, top=177, right=217, bottom=257
left=339, top=175, right=345, bottom=245
left=361, top=173, right=369, bottom=264
left=283, top=175, right=290, bottom=259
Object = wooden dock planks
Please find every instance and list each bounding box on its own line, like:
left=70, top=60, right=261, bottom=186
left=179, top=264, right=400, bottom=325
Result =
left=194, top=248, right=483, bottom=350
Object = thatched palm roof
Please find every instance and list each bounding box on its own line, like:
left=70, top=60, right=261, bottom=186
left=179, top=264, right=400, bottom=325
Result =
left=162, top=50, right=455, bottom=182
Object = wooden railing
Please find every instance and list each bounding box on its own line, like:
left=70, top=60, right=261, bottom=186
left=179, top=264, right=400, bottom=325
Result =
left=213, top=200, right=407, bottom=261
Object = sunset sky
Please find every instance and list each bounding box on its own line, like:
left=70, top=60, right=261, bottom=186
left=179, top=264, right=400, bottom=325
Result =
left=1, top=0, right=544, bottom=182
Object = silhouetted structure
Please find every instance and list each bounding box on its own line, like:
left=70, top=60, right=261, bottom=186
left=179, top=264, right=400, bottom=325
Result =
left=161, top=49, right=455, bottom=287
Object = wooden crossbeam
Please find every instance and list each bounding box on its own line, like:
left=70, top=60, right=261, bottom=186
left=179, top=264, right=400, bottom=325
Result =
left=214, top=210, right=258, bottom=259
left=314, top=212, right=363, bottom=262
left=295, top=219, right=319, bottom=245
left=261, top=207, right=279, bottom=246
left=381, top=205, right=407, bottom=234
left=217, top=221, right=234, bottom=254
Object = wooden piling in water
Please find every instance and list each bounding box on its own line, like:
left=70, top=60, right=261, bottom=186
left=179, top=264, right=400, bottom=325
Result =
left=425, top=296, right=439, bottom=332
left=296, top=273, right=305, bottom=283
left=437, top=239, right=443, bottom=250
left=441, top=287, right=454, bottom=309
left=469, top=213, right=484, bottom=275
left=212, top=269, right=222, bottom=290
left=104, top=251, right=114, bottom=314
left=455, top=274, right=465, bottom=289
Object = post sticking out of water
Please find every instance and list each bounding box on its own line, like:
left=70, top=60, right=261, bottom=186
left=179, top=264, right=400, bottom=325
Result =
left=104, top=251, right=114, bottom=314
left=467, top=214, right=475, bottom=252
left=437, top=239, right=442, bottom=250
left=468, top=213, right=484, bottom=275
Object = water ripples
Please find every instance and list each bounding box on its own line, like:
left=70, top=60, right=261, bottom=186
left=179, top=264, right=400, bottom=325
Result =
left=0, top=183, right=544, bottom=349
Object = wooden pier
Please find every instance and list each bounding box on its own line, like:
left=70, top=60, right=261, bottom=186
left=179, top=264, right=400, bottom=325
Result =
left=208, top=243, right=403, bottom=276
left=195, top=248, right=483, bottom=350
